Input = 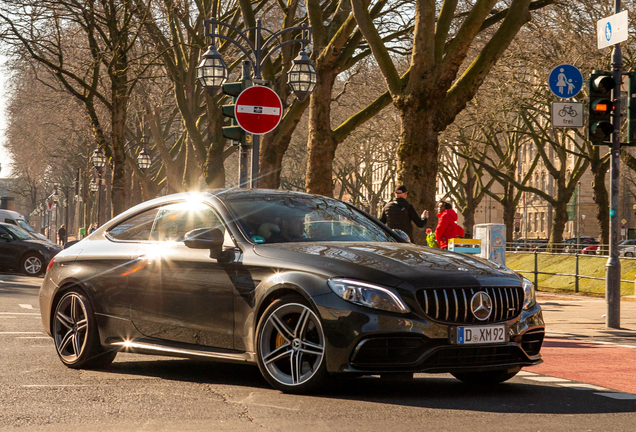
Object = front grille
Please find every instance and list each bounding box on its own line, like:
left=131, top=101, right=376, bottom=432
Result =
left=521, top=329, right=545, bottom=356
left=417, top=287, right=523, bottom=324
left=423, top=345, right=525, bottom=370
left=351, top=336, right=430, bottom=367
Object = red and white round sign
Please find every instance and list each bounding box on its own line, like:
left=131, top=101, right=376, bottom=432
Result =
left=235, top=86, right=283, bottom=135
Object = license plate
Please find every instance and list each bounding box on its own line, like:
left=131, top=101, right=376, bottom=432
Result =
left=456, top=325, right=506, bottom=344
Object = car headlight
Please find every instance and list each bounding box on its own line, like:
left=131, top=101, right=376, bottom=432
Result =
left=522, top=278, right=536, bottom=310
left=327, top=278, right=410, bottom=314
left=45, top=245, right=61, bottom=252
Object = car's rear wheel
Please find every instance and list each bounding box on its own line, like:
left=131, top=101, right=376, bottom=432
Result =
left=22, top=253, right=44, bottom=276
left=256, top=295, right=328, bottom=394
left=452, top=367, right=521, bottom=385
left=52, top=289, right=116, bottom=369
left=626, top=252, right=634, bottom=258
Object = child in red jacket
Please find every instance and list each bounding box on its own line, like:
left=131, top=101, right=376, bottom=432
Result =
left=435, top=202, right=465, bottom=249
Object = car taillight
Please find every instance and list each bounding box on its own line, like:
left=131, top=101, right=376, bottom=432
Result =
left=46, top=257, right=56, bottom=273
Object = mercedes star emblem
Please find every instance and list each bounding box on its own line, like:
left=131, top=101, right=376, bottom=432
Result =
left=470, top=291, right=493, bottom=321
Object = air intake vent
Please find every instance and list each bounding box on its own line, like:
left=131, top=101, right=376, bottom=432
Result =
left=417, top=287, right=523, bottom=324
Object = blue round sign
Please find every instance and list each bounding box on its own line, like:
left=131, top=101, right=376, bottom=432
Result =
left=548, top=64, right=583, bottom=99
left=605, top=22, right=612, bottom=42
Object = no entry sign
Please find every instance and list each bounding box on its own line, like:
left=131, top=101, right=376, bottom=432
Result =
left=235, top=86, right=283, bottom=135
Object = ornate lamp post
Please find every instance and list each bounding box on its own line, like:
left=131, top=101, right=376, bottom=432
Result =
left=197, top=19, right=315, bottom=188
left=137, top=147, right=152, bottom=169
left=91, top=148, right=106, bottom=227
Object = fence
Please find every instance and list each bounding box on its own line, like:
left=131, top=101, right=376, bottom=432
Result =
left=506, top=251, right=636, bottom=296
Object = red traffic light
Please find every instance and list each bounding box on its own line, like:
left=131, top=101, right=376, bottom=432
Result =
left=591, top=99, right=614, bottom=113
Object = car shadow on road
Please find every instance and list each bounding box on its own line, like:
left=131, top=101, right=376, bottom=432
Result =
left=102, top=356, right=636, bottom=415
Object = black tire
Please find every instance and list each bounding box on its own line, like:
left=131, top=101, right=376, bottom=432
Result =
left=626, top=252, right=634, bottom=258
left=52, top=289, right=117, bottom=369
left=452, top=367, right=521, bottom=386
left=22, top=253, right=44, bottom=276
left=255, top=294, right=329, bottom=394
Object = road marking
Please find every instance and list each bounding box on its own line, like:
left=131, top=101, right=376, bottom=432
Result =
left=0, top=332, right=44, bottom=335
left=19, top=304, right=33, bottom=309
left=558, top=383, right=609, bottom=391
left=523, top=376, right=570, bottom=382
left=0, top=313, right=40, bottom=316
left=22, top=385, right=91, bottom=388
left=517, top=371, right=538, bottom=376
left=594, top=392, right=636, bottom=400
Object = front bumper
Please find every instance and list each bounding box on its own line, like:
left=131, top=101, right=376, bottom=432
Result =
left=313, top=292, right=544, bottom=374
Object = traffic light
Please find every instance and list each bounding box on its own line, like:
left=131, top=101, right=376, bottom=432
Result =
left=222, top=81, right=248, bottom=145
left=588, top=71, right=616, bottom=145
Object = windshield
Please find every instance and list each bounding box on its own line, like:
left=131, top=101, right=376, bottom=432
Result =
left=4, top=224, right=35, bottom=240
left=16, top=219, right=35, bottom=233
left=224, top=195, right=397, bottom=244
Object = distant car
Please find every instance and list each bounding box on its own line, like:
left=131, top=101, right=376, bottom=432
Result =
left=0, top=222, right=62, bottom=276
left=0, top=209, right=53, bottom=244
left=620, top=246, right=636, bottom=258
left=619, top=239, right=636, bottom=250
left=581, top=245, right=599, bottom=255
left=563, top=237, right=599, bottom=253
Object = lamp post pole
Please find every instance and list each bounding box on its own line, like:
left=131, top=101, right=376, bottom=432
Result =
left=197, top=19, right=315, bottom=188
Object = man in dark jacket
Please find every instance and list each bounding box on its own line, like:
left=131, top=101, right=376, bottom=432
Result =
left=380, top=185, right=428, bottom=241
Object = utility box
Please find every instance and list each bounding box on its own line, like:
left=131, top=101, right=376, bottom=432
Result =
left=474, top=223, right=506, bottom=266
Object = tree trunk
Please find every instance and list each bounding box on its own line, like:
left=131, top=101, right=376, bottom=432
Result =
left=550, top=202, right=568, bottom=250
left=260, top=132, right=294, bottom=189
left=305, top=70, right=338, bottom=196
left=397, top=108, right=439, bottom=244
left=502, top=196, right=516, bottom=244
left=591, top=164, right=610, bottom=248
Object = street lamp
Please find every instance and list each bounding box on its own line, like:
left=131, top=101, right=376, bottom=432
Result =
left=287, top=49, right=317, bottom=101
left=89, top=180, right=98, bottom=193
left=197, top=19, right=315, bottom=188
left=91, top=148, right=106, bottom=168
left=137, top=147, right=152, bottom=169
left=196, top=44, right=228, bottom=95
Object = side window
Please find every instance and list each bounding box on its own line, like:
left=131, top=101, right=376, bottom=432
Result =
left=5, top=219, right=16, bottom=226
left=150, top=202, right=225, bottom=242
left=107, top=208, right=160, bottom=241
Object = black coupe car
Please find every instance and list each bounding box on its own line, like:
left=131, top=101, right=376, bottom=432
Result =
left=39, top=190, right=544, bottom=393
left=0, top=222, right=61, bottom=276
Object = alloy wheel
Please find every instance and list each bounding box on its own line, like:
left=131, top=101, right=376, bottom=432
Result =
left=259, top=303, right=325, bottom=387
left=24, top=256, right=42, bottom=275
left=53, top=293, right=89, bottom=363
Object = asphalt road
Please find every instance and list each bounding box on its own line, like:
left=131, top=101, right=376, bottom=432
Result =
left=1, top=275, right=635, bottom=431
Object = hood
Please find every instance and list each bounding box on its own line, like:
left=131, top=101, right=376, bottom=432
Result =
left=253, top=242, right=521, bottom=290
left=438, top=208, right=458, bottom=221
left=395, top=197, right=410, bottom=207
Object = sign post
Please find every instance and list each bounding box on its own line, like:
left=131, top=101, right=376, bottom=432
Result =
left=234, top=86, right=283, bottom=188
left=599, top=3, right=626, bottom=329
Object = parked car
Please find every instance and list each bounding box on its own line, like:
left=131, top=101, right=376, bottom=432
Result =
left=0, top=222, right=62, bottom=276
left=39, top=190, right=544, bottom=394
left=511, top=238, right=548, bottom=252
left=581, top=245, right=599, bottom=255
left=0, top=209, right=53, bottom=243
left=620, top=246, right=636, bottom=257
left=563, top=237, right=599, bottom=253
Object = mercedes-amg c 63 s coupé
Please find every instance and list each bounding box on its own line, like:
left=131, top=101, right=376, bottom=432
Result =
left=40, top=190, right=544, bottom=393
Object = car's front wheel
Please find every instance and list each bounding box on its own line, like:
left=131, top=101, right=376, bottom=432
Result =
left=626, top=252, right=634, bottom=258
left=452, top=367, right=521, bottom=385
left=52, top=289, right=117, bottom=369
left=22, top=253, right=44, bottom=276
left=256, top=295, right=328, bottom=394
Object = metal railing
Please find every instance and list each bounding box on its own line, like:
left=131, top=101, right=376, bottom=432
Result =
left=510, top=250, right=634, bottom=293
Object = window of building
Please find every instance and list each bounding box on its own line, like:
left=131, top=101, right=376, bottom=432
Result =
left=540, top=212, right=545, bottom=233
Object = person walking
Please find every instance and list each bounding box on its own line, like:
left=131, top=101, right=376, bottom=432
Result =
left=57, top=225, right=67, bottom=246
left=435, top=201, right=465, bottom=249
left=380, top=185, right=428, bottom=241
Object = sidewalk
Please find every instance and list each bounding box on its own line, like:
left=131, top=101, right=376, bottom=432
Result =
left=537, top=292, right=636, bottom=345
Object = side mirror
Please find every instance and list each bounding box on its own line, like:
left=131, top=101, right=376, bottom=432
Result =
left=0, top=232, right=12, bottom=242
left=184, top=228, right=224, bottom=259
left=393, top=229, right=410, bottom=243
